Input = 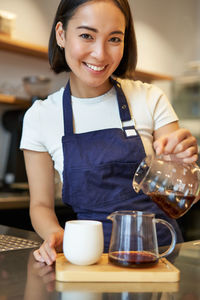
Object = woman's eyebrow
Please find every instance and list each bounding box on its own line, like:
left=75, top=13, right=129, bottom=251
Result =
left=76, top=26, right=124, bottom=35
left=110, top=31, right=124, bottom=36
left=76, top=26, right=98, bottom=32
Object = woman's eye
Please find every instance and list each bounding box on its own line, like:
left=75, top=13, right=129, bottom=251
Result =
left=109, top=37, right=122, bottom=43
left=79, top=33, right=93, bottom=40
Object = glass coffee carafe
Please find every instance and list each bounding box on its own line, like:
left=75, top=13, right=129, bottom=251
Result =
left=133, top=155, right=200, bottom=219
left=107, top=211, right=176, bottom=268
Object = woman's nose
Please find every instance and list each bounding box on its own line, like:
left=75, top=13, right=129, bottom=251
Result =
left=91, top=42, right=107, bottom=61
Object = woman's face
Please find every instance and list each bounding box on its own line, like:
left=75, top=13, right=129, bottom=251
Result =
left=56, top=0, right=125, bottom=97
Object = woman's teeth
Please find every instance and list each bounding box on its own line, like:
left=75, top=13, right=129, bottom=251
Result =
left=86, top=63, right=105, bottom=71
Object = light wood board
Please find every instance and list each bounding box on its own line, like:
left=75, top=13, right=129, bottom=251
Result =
left=56, top=253, right=180, bottom=283
left=56, top=281, right=179, bottom=293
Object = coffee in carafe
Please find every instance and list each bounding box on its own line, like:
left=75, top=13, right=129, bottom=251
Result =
left=133, top=155, right=200, bottom=219
left=109, top=251, right=158, bottom=268
left=147, top=191, right=196, bottom=219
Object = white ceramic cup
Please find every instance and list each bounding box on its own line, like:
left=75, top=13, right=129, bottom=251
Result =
left=63, top=220, right=104, bottom=266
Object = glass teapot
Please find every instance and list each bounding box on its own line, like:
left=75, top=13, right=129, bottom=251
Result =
left=107, top=211, right=176, bottom=268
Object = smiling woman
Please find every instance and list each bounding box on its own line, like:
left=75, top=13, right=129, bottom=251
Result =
left=49, top=0, right=137, bottom=78
left=20, top=0, right=198, bottom=266
left=55, top=1, right=126, bottom=97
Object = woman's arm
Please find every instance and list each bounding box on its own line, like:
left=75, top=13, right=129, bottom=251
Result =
left=153, top=121, right=198, bottom=163
left=23, top=150, right=64, bottom=265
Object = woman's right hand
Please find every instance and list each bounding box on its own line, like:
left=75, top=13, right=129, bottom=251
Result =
left=33, top=230, right=64, bottom=265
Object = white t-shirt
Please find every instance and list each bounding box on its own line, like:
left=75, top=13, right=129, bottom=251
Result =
left=20, top=79, right=178, bottom=181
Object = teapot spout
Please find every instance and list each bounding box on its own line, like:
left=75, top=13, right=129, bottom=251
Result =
left=107, top=212, right=117, bottom=221
left=107, top=210, right=133, bottom=220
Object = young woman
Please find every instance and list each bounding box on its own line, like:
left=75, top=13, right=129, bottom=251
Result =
left=20, top=0, right=198, bottom=265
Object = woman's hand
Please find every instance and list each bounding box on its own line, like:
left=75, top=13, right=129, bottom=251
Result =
left=33, top=230, right=64, bottom=265
left=153, top=128, right=198, bottom=163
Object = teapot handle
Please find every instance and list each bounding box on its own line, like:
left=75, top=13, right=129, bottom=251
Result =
left=154, top=219, right=177, bottom=258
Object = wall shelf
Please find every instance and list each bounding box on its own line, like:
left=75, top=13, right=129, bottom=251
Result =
left=134, top=70, right=173, bottom=83
left=0, top=70, right=173, bottom=107
left=0, top=35, right=173, bottom=107
left=0, top=34, right=48, bottom=59
left=0, top=34, right=173, bottom=81
left=0, top=93, right=30, bottom=108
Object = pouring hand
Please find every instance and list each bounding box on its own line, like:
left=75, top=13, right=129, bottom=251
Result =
left=33, top=230, right=64, bottom=265
left=153, top=128, right=198, bottom=163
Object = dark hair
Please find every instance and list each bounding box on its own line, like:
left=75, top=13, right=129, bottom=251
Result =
left=48, top=0, right=137, bottom=78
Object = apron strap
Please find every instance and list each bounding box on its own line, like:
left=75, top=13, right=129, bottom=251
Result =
left=63, top=78, right=132, bottom=136
left=63, top=80, right=73, bottom=135
left=111, top=78, right=132, bottom=122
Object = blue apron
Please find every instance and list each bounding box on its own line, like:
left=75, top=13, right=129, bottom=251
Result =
left=62, top=79, right=183, bottom=252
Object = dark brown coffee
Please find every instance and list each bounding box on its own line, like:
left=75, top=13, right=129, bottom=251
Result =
left=148, top=191, right=195, bottom=219
left=108, top=251, right=158, bottom=268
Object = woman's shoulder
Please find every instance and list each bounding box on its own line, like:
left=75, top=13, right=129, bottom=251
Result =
left=24, top=87, right=64, bottom=118
left=118, top=78, right=164, bottom=96
left=35, top=87, right=64, bottom=109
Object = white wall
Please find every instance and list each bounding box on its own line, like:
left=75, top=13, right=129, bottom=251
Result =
left=130, top=0, right=199, bottom=76
left=0, top=0, right=199, bottom=179
left=0, top=0, right=58, bottom=46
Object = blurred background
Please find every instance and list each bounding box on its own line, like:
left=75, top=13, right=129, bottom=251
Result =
left=0, top=0, right=199, bottom=240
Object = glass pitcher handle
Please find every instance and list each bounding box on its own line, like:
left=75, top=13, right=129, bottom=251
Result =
left=154, top=219, right=177, bottom=258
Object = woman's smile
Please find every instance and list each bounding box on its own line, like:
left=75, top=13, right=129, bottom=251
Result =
left=83, top=62, right=107, bottom=72
left=83, top=62, right=109, bottom=74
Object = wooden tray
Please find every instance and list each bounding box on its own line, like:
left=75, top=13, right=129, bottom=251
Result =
left=56, top=253, right=180, bottom=283
left=56, top=281, right=179, bottom=293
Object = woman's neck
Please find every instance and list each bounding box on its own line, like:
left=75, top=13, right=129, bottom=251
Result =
left=69, top=74, right=113, bottom=98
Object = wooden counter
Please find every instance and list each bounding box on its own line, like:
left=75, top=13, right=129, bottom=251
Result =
left=0, top=194, right=29, bottom=209
left=0, top=193, right=64, bottom=210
